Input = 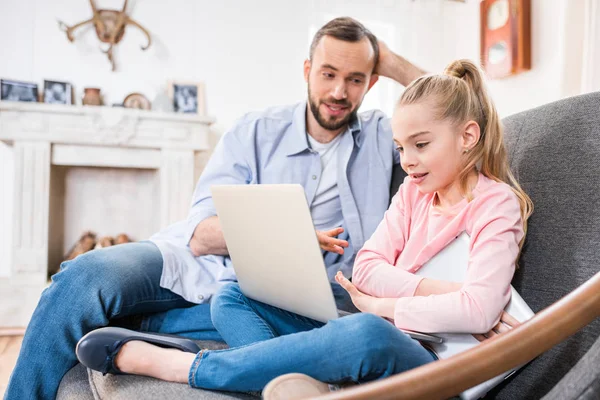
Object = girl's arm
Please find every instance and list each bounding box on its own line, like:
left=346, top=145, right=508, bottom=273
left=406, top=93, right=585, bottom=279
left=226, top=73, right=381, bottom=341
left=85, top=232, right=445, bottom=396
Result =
left=351, top=181, right=424, bottom=298
left=390, top=189, right=524, bottom=334
left=352, top=180, right=463, bottom=298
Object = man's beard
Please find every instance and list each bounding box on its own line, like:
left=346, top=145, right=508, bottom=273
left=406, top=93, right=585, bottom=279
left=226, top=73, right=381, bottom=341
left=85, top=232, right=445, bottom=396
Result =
left=308, top=86, right=359, bottom=131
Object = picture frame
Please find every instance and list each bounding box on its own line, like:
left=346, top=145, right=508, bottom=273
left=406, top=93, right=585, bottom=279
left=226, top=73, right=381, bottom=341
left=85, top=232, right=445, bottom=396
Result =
left=43, top=80, right=73, bottom=105
left=168, top=81, right=206, bottom=115
left=0, top=79, right=39, bottom=103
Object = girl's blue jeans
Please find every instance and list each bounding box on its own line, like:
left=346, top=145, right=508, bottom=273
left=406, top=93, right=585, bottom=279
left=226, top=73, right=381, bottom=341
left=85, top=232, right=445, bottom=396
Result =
left=190, top=282, right=437, bottom=392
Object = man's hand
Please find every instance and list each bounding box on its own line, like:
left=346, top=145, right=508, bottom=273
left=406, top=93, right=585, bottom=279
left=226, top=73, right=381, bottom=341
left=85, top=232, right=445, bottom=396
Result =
left=189, top=216, right=228, bottom=257
left=335, top=271, right=379, bottom=313
left=373, top=39, right=426, bottom=86
left=316, top=227, right=348, bottom=255
left=374, top=39, right=393, bottom=78
left=473, top=311, right=521, bottom=342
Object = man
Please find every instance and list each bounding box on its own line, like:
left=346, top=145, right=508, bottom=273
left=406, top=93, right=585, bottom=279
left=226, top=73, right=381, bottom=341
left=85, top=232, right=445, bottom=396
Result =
left=5, top=17, right=424, bottom=400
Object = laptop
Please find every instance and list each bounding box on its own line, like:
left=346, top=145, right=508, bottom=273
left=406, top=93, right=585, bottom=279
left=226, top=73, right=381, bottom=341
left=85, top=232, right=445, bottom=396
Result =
left=416, top=231, right=536, bottom=400
left=210, top=183, right=441, bottom=344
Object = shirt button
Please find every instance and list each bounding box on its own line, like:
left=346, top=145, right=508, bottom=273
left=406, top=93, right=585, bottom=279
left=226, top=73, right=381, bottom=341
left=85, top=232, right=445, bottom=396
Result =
left=197, top=295, right=204, bottom=301
left=312, top=175, right=317, bottom=180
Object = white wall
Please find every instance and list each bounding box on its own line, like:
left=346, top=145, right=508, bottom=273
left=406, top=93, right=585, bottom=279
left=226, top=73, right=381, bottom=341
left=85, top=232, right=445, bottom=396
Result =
left=1, top=0, right=594, bottom=132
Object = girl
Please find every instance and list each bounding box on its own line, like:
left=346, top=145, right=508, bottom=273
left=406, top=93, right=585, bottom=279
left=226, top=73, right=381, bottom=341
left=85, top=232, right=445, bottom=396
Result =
left=76, top=59, right=533, bottom=393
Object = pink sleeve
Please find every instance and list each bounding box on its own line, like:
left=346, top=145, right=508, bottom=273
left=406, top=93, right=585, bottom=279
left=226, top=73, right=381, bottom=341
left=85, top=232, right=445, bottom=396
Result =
left=352, top=182, right=424, bottom=298
left=392, top=188, right=524, bottom=334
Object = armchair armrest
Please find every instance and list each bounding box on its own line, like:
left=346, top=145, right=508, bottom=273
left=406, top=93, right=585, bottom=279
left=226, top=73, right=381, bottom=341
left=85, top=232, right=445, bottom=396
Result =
left=316, top=271, right=600, bottom=400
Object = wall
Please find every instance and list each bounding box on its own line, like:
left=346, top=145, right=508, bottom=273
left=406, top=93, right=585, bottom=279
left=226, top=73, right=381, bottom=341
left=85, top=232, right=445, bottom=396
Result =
left=0, top=0, right=596, bottom=277
left=1, top=0, right=592, bottom=129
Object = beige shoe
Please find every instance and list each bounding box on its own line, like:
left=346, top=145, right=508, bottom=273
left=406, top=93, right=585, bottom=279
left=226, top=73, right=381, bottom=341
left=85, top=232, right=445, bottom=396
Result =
left=263, top=373, right=331, bottom=400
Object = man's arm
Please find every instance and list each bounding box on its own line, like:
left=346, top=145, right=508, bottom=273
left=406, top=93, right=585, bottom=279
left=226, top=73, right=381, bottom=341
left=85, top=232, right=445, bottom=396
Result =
left=376, top=40, right=427, bottom=87
left=183, top=122, right=254, bottom=258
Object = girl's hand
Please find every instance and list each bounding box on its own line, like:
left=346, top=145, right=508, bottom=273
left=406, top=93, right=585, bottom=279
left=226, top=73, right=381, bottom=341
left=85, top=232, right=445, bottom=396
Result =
left=335, top=271, right=377, bottom=313
left=316, top=228, right=349, bottom=255
left=473, top=311, right=521, bottom=342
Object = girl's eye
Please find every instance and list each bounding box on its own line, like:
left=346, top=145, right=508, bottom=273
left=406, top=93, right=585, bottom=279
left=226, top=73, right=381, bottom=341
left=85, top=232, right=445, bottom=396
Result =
left=396, top=146, right=404, bottom=153
left=416, top=142, right=429, bottom=149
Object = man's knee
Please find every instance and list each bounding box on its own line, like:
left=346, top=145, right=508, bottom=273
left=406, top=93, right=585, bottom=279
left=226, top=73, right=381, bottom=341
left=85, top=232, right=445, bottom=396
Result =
left=53, top=251, right=105, bottom=288
left=210, top=283, right=244, bottom=325
left=51, top=248, right=132, bottom=303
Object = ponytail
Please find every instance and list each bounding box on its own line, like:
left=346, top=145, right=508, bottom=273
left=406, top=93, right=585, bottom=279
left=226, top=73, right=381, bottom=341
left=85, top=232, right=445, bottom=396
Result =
left=399, top=59, right=533, bottom=253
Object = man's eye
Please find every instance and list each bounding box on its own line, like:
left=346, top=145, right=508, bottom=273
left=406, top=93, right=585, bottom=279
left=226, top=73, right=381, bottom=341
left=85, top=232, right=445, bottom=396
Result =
left=323, top=73, right=334, bottom=78
left=351, top=79, right=363, bottom=84
left=416, top=142, right=429, bottom=149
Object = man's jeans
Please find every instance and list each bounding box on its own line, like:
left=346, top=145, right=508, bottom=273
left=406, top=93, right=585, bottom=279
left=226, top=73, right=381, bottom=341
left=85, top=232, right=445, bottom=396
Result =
left=4, top=241, right=221, bottom=400
left=189, top=283, right=436, bottom=392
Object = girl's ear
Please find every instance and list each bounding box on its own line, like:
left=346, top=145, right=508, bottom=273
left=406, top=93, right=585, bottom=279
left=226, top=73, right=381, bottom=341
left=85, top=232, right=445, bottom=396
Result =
left=462, top=121, right=481, bottom=151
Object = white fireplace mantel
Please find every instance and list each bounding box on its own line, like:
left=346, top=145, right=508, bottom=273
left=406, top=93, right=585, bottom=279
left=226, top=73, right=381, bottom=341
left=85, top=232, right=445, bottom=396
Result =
left=0, top=101, right=216, bottom=327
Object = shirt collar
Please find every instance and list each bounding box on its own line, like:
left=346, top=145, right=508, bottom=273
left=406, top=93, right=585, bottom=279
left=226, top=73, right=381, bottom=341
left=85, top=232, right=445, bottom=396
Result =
left=284, top=101, right=364, bottom=157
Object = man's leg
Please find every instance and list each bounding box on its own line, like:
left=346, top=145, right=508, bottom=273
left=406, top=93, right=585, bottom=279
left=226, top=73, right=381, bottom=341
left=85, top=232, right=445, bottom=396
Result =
left=4, top=241, right=198, bottom=400
left=140, top=303, right=222, bottom=341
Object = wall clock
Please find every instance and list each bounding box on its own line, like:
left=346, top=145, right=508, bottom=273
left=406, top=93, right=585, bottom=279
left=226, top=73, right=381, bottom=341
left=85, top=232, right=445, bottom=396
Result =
left=480, top=0, right=531, bottom=78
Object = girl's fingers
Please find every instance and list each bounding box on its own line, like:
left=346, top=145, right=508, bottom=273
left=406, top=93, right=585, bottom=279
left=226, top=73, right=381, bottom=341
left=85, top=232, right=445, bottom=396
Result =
left=486, top=329, right=498, bottom=338
left=473, top=333, right=487, bottom=342
left=494, top=321, right=510, bottom=334
left=335, top=272, right=356, bottom=293
left=500, top=311, right=521, bottom=328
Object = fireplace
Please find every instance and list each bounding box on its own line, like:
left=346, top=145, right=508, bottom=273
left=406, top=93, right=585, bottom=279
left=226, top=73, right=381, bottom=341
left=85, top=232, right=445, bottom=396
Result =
left=0, top=102, right=216, bottom=327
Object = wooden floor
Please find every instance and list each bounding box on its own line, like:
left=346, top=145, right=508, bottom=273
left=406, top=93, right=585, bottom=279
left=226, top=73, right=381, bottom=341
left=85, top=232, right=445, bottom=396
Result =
left=0, top=334, right=24, bottom=398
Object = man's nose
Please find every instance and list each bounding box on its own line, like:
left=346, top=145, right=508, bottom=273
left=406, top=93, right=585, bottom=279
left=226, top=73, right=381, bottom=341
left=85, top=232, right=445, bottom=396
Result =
left=331, top=81, right=347, bottom=100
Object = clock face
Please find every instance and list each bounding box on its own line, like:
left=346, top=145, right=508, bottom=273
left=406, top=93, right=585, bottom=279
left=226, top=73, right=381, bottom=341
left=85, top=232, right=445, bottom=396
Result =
left=487, top=0, right=510, bottom=30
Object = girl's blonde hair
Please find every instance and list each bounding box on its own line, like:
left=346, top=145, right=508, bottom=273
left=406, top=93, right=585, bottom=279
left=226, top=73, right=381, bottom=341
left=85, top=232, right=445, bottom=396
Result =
left=398, top=59, right=533, bottom=251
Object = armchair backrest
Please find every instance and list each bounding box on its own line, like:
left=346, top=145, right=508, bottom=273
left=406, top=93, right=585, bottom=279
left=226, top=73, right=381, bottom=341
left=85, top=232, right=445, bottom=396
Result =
left=493, top=91, right=600, bottom=398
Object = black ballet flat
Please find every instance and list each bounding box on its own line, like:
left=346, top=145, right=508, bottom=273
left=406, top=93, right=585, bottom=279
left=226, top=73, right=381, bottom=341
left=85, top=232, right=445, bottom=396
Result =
left=76, top=327, right=201, bottom=375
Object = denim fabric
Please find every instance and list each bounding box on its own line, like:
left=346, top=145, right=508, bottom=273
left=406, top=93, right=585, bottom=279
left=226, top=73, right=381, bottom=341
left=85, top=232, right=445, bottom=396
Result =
left=4, top=242, right=220, bottom=400
left=192, top=283, right=435, bottom=392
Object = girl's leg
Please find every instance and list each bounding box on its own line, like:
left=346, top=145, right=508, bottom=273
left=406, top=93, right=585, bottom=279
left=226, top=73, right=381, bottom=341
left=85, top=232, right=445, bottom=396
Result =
left=115, top=313, right=436, bottom=392
left=210, top=283, right=324, bottom=347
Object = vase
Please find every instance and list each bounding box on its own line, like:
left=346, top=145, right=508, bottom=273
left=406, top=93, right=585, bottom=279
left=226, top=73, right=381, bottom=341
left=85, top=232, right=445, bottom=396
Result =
left=82, top=88, right=102, bottom=106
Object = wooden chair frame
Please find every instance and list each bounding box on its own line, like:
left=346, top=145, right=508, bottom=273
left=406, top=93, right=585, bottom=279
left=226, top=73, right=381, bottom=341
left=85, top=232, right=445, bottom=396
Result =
left=314, top=271, right=600, bottom=400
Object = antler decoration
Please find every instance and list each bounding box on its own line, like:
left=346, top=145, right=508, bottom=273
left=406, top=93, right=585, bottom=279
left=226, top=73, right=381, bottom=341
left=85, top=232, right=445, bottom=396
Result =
left=58, top=0, right=152, bottom=71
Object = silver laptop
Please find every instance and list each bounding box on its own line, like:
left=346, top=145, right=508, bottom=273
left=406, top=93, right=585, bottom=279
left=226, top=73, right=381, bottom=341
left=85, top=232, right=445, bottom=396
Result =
left=211, top=184, right=339, bottom=322
left=210, top=184, right=441, bottom=343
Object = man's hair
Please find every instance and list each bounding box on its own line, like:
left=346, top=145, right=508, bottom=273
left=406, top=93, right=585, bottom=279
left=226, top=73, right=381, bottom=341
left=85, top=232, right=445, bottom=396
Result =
left=309, top=17, right=379, bottom=71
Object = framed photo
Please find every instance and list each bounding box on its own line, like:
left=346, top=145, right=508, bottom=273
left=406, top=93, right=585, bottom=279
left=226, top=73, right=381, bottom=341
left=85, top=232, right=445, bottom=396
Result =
left=0, top=79, right=39, bottom=102
left=168, top=81, right=205, bottom=115
left=43, top=80, right=72, bottom=105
